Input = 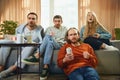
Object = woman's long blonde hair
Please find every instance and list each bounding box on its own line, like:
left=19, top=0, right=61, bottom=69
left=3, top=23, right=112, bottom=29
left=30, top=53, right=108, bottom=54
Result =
left=83, top=11, right=102, bottom=39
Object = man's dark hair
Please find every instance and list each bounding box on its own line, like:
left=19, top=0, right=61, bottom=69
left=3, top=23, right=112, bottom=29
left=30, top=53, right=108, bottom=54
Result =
left=53, top=15, right=63, bottom=22
left=65, top=27, right=82, bottom=44
left=27, top=12, right=38, bottom=19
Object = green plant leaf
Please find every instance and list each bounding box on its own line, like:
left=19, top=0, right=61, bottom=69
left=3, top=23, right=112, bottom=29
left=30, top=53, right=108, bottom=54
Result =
left=0, top=20, right=18, bottom=35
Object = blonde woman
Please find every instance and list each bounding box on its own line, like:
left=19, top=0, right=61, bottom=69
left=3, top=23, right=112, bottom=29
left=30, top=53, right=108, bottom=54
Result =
left=80, top=11, right=112, bottom=50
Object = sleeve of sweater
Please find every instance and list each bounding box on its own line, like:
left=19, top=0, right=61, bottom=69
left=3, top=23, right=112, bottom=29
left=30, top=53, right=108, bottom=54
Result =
left=97, top=26, right=112, bottom=39
left=57, top=44, right=68, bottom=68
left=15, top=24, right=23, bottom=34
left=45, top=27, right=52, bottom=35
left=88, top=45, right=98, bottom=68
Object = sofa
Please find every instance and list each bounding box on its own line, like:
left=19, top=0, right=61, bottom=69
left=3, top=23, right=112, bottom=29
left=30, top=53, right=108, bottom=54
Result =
left=3, top=44, right=119, bottom=75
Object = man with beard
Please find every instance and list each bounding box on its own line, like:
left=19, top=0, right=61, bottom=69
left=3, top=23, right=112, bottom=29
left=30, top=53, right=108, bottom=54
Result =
left=0, top=12, right=44, bottom=78
left=57, top=28, right=100, bottom=80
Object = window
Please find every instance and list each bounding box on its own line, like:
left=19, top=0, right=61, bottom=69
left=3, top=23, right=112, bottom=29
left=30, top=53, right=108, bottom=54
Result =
left=41, top=0, right=78, bottom=30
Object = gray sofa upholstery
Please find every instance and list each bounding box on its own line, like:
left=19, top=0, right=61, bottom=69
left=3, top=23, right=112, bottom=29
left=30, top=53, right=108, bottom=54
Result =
left=95, top=48, right=120, bottom=74
left=4, top=44, right=120, bottom=75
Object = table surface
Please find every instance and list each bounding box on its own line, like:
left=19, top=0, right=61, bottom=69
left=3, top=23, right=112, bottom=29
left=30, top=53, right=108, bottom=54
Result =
left=0, top=43, right=40, bottom=47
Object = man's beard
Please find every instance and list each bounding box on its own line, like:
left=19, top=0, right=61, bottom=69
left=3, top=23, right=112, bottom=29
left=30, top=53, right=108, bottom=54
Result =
left=71, top=41, right=77, bottom=44
left=29, top=25, right=35, bottom=28
left=69, top=38, right=80, bottom=44
left=29, top=23, right=36, bottom=28
left=27, top=24, right=36, bottom=30
left=54, top=25, right=60, bottom=28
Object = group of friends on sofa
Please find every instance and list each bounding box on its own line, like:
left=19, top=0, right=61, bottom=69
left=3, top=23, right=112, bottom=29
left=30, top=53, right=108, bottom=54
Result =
left=0, top=11, right=114, bottom=80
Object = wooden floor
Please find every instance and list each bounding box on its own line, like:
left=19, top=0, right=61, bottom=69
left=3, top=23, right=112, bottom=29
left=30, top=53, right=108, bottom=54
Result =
left=3, top=74, right=120, bottom=80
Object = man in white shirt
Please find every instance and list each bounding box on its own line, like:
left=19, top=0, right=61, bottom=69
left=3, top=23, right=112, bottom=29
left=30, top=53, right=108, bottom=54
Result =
left=0, top=12, right=44, bottom=79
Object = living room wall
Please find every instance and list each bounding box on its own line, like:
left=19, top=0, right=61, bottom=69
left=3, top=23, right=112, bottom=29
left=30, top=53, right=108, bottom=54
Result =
left=0, top=0, right=41, bottom=25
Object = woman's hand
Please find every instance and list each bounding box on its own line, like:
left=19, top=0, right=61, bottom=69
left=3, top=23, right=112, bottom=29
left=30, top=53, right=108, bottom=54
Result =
left=93, top=33, right=100, bottom=38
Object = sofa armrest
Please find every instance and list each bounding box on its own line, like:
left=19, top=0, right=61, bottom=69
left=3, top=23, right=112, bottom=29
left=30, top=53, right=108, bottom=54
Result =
left=95, top=47, right=120, bottom=74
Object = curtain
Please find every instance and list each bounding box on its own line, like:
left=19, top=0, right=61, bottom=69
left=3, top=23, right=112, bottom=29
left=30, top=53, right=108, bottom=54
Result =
left=0, top=0, right=41, bottom=25
left=78, top=0, right=120, bottom=39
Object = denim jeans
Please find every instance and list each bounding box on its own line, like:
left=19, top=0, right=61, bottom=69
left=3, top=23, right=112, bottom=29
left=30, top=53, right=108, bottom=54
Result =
left=84, top=37, right=111, bottom=50
left=68, top=66, right=100, bottom=80
left=15, top=47, right=36, bottom=68
left=0, top=46, right=11, bottom=66
left=38, top=35, right=61, bottom=64
left=0, top=46, right=36, bottom=68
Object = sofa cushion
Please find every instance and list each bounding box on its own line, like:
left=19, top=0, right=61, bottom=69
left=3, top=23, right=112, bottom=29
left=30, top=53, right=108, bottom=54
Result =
left=95, top=47, right=120, bottom=74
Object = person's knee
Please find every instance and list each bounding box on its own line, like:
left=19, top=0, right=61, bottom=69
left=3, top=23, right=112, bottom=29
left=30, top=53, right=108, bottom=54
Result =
left=85, top=67, right=100, bottom=80
left=43, top=35, right=53, bottom=42
left=47, top=41, right=54, bottom=48
left=44, top=35, right=51, bottom=39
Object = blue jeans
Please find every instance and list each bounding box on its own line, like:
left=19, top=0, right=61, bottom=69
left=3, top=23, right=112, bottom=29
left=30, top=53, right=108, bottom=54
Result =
left=68, top=66, right=100, bottom=80
left=0, top=46, right=36, bottom=68
left=38, top=35, right=61, bottom=64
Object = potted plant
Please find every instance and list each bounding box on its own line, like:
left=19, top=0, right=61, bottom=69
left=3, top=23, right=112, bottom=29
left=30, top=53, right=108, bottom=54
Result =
left=0, top=20, right=18, bottom=39
left=114, top=28, right=120, bottom=40
left=0, top=20, right=18, bottom=34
